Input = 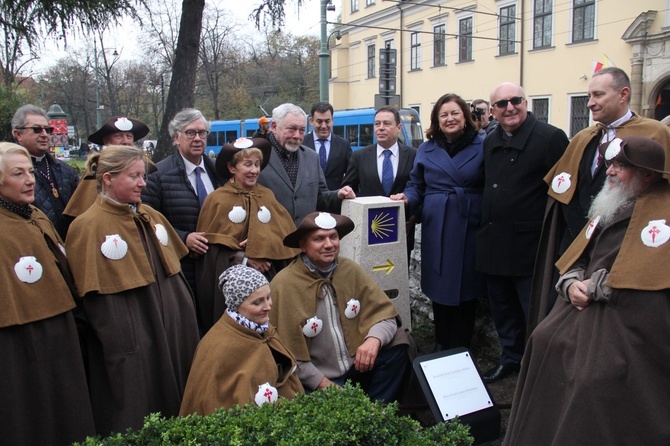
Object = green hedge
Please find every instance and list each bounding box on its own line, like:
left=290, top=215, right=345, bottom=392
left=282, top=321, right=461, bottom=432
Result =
left=76, top=384, right=473, bottom=446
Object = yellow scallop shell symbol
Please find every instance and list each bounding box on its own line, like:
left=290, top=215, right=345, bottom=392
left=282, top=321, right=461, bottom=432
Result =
left=371, top=211, right=394, bottom=239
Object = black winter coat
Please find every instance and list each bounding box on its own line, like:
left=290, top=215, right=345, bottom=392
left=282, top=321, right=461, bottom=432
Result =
left=141, top=152, right=222, bottom=294
left=32, top=153, right=79, bottom=240
left=476, top=112, right=569, bottom=276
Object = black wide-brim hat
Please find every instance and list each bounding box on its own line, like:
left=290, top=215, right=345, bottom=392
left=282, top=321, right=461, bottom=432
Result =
left=599, top=136, right=670, bottom=175
left=283, top=212, right=355, bottom=248
left=88, top=117, right=150, bottom=145
left=215, top=137, right=272, bottom=179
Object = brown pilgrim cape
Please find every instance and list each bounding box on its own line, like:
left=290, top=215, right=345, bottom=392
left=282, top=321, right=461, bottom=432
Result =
left=269, top=257, right=400, bottom=362
left=180, top=314, right=303, bottom=415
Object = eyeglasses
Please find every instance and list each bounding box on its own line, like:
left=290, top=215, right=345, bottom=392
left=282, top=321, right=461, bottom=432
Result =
left=181, top=129, right=209, bottom=139
left=16, top=126, right=54, bottom=135
left=492, top=96, right=524, bottom=109
left=604, top=159, right=628, bottom=173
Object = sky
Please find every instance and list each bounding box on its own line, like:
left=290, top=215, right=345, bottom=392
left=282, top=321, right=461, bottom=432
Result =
left=34, top=0, right=340, bottom=75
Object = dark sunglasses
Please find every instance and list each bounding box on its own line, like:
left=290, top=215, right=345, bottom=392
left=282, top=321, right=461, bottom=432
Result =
left=493, top=96, right=524, bottom=109
left=17, top=126, right=54, bottom=135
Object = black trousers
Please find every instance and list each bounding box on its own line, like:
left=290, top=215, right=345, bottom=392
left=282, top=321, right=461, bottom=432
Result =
left=433, top=299, right=478, bottom=350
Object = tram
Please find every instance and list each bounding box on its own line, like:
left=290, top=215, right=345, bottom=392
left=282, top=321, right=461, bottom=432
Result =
left=206, top=107, right=424, bottom=156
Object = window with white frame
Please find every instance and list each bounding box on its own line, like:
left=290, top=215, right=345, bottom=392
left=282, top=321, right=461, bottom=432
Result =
left=459, top=16, right=473, bottom=62
left=366, top=0, right=375, bottom=5
left=499, top=4, right=516, bottom=55
left=531, top=97, right=549, bottom=123
left=572, top=0, right=595, bottom=42
left=351, top=0, right=359, bottom=13
left=367, top=44, right=376, bottom=78
left=570, top=95, right=590, bottom=137
left=433, top=24, right=446, bottom=66
left=410, top=32, right=421, bottom=70
left=533, top=0, right=552, bottom=49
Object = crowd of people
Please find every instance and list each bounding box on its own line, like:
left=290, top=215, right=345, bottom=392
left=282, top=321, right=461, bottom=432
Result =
left=2, top=66, right=670, bottom=444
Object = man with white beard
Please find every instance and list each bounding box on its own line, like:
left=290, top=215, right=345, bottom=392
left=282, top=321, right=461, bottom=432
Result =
left=503, top=136, right=670, bottom=445
left=258, top=103, right=355, bottom=225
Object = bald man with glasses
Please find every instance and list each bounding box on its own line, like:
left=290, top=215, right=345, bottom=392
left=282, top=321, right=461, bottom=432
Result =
left=475, top=82, right=569, bottom=383
left=12, top=104, right=79, bottom=239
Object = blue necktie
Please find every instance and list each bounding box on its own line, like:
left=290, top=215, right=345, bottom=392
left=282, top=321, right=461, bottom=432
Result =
left=382, top=149, right=393, bottom=196
left=318, top=138, right=327, bottom=171
left=194, top=167, right=208, bottom=207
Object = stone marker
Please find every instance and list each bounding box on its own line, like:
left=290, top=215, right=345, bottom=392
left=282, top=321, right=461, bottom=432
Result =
left=340, top=196, right=411, bottom=330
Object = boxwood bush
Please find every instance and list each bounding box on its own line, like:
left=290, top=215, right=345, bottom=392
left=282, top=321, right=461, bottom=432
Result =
left=76, top=383, right=473, bottom=445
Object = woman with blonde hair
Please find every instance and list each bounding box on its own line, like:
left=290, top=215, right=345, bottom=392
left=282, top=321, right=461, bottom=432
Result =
left=0, top=142, right=95, bottom=445
left=66, top=145, right=199, bottom=435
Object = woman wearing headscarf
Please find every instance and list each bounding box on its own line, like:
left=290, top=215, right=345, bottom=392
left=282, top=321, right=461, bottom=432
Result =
left=180, top=264, right=303, bottom=415
left=392, top=93, right=485, bottom=351
left=195, top=137, right=299, bottom=333
left=65, top=145, right=199, bottom=435
left=0, top=142, right=95, bottom=445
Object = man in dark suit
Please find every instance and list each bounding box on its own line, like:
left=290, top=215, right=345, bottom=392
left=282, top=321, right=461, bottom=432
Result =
left=342, top=106, right=418, bottom=260
left=142, top=108, right=223, bottom=304
left=476, top=82, right=569, bottom=383
left=303, top=102, right=353, bottom=190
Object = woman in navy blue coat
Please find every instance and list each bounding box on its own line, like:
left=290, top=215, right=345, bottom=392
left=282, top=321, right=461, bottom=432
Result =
left=392, top=93, right=485, bottom=350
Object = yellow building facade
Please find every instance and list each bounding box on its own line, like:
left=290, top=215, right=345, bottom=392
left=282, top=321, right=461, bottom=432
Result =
left=329, top=0, right=670, bottom=137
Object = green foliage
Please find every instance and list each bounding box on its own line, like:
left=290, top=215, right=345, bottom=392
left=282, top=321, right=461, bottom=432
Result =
left=76, top=384, right=473, bottom=446
left=0, top=84, right=24, bottom=141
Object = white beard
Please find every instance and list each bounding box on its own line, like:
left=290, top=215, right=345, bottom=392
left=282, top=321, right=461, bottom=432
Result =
left=588, top=174, right=645, bottom=227
left=283, top=139, right=301, bottom=152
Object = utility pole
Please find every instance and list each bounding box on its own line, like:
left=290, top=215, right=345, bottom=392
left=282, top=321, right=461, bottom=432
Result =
left=319, top=0, right=336, bottom=102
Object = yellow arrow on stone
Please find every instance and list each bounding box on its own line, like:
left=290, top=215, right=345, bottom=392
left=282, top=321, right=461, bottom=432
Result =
left=372, top=259, right=395, bottom=275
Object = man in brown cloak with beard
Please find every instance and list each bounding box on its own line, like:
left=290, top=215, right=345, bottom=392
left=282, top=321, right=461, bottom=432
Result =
left=504, top=136, right=670, bottom=445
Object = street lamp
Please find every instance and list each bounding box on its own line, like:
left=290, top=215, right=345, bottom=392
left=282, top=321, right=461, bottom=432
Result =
left=319, top=0, right=336, bottom=102
left=94, top=40, right=119, bottom=129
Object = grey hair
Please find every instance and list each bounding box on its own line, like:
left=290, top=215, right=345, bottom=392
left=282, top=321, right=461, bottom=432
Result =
left=11, top=104, right=48, bottom=130
left=272, top=103, right=307, bottom=128
left=593, top=67, right=631, bottom=92
left=168, top=108, right=210, bottom=137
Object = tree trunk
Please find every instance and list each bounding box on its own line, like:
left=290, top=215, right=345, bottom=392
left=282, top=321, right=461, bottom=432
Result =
left=154, top=0, right=205, bottom=161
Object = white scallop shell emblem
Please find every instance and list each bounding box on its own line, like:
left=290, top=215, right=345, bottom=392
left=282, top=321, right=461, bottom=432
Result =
left=154, top=224, right=169, bottom=246
left=641, top=219, right=670, bottom=248
left=59, top=243, right=67, bottom=257
left=234, top=137, right=254, bottom=149
left=302, top=316, right=323, bottom=338
left=585, top=216, right=600, bottom=240
left=344, top=298, right=361, bottom=319
left=257, top=206, right=272, bottom=224
left=314, top=212, right=337, bottom=229
left=114, top=117, right=133, bottom=131
left=101, top=234, right=128, bottom=260
left=551, top=172, right=571, bottom=194
left=14, top=256, right=43, bottom=283
left=228, top=205, right=247, bottom=224
left=254, top=382, right=278, bottom=406
left=604, top=137, right=623, bottom=161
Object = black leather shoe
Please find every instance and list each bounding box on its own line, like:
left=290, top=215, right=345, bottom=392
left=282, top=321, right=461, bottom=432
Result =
left=482, top=363, right=520, bottom=383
